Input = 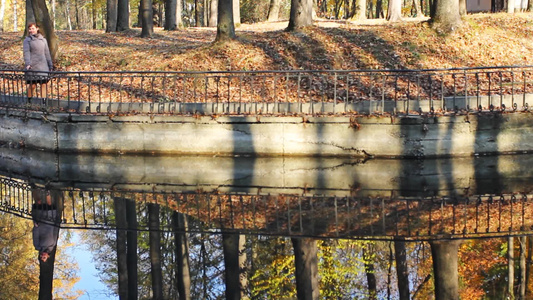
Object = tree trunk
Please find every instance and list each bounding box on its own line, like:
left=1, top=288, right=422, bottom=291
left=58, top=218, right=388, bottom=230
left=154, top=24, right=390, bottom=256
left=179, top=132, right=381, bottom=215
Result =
left=352, top=0, right=367, bottom=20
left=375, top=0, right=384, bottom=18
left=395, top=240, right=410, bottom=300
left=287, top=0, right=313, bottom=31
left=203, top=0, right=208, bottom=26
left=430, top=240, right=461, bottom=300
left=140, top=0, right=154, bottom=37
left=13, top=0, right=17, bottom=32
left=520, top=236, right=526, bottom=299
left=334, top=0, right=340, bottom=18
left=267, top=0, right=281, bottom=21
left=238, top=234, right=248, bottom=298
left=165, top=0, right=177, bottom=30
left=117, top=0, right=129, bottom=31
left=223, top=233, right=242, bottom=300
left=31, top=0, right=58, bottom=61
left=208, top=0, right=217, bottom=26
left=114, top=198, right=129, bottom=299
left=149, top=203, right=163, bottom=300
left=195, top=0, right=200, bottom=26
left=509, top=236, right=515, bottom=299
left=387, top=0, right=402, bottom=22
left=459, top=0, right=466, bottom=15
left=106, top=0, right=117, bottom=31
left=176, top=0, right=183, bottom=27
left=363, top=244, right=377, bottom=300
left=413, top=0, right=425, bottom=16
left=0, top=0, right=5, bottom=32
left=74, top=0, right=80, bottom=29
left=526, top=237, right=532, bottom=299
left=92, top=0, right=96, bottom=29
left=126, top=199, right=138, bottom=300
left=51, top=0, right=56, bottom=27
left=173, top=212, right=191, bottom=300
left=65, top=1, right=72, bottom=30
left=430, top=0, right=461, bottom=33
left=291, top=237, right=319, bottom=300
left=528, top=0, right=533, bottom=11
left=233, top=0, right=240, bottom=26
left=507, top=0, right=514, bottom=12
left=215, top=0, right=236, bottom=41
left=25, top=0, right=36, bottom=36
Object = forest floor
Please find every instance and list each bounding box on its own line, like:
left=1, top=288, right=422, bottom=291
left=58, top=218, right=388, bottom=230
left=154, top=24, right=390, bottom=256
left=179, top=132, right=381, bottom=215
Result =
left=0, top=12, right=532, bottom=72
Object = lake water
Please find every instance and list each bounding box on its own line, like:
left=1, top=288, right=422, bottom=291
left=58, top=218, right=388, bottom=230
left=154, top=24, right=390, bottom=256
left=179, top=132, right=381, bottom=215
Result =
left=1, top=149, right=532, bottom=299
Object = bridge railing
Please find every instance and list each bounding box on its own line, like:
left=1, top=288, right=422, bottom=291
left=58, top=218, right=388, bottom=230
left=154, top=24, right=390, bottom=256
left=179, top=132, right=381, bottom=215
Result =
left=2, top=176, right=533, bottom=240
left=1, top=66, right=533, bottom=115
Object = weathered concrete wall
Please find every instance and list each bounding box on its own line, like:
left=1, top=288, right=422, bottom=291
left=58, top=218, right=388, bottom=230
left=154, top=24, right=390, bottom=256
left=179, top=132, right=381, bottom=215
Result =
left=1, top=108, right=532, bottom=157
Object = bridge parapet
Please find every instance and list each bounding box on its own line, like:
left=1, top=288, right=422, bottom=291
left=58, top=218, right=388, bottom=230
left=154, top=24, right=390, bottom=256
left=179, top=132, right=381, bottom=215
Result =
left=2, top=176, right=533, bottom=241
left=2, top=66, right=532, bottom=116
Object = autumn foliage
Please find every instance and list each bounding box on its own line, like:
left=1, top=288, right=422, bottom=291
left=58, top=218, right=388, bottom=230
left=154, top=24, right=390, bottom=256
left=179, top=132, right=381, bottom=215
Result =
left=0, top=13, right=531, bottom=73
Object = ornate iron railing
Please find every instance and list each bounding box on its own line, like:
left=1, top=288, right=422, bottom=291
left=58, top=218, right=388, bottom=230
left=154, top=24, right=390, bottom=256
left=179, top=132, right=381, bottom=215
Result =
left=1, top=176, right=532, bottom=240
left=1, top=66, right=532, bottom=116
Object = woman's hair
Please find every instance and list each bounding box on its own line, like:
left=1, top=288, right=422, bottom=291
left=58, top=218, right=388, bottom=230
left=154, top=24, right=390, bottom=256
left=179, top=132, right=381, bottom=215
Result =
left=27, top=23, right=40, bottom=34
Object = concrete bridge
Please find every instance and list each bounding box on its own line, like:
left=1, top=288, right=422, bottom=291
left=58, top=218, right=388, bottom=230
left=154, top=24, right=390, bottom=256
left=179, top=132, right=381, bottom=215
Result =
left=1, top=66, right=533, bottom=157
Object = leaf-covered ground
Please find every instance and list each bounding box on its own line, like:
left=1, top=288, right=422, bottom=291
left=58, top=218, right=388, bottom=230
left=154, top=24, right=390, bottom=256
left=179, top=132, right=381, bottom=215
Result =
left=1, top=13, right=532, bottom=72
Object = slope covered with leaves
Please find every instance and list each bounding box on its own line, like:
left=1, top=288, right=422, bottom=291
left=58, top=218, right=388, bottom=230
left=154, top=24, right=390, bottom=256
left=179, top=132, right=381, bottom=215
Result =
left=0, top=13, right=532, bottom=72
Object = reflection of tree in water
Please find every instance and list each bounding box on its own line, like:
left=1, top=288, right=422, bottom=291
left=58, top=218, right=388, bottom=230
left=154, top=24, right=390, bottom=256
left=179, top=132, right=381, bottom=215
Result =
left=0, top=214, right=81, bottom=299
left=0, top=213, right=39, bottom=298
left=3, top=176, right=533, bottom=299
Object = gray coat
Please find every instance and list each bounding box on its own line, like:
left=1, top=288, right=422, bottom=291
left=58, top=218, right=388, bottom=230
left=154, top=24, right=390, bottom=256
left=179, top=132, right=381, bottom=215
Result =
left=32, top=205, right=59, bottom=253
left=23, top=34, right=53, bottom=80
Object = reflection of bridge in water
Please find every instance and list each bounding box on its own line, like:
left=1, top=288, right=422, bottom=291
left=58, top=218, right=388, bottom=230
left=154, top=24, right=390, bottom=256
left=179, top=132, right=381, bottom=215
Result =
left=2, top=183, right=532, bottom=241
left=1, top=149, right=531, bottom=241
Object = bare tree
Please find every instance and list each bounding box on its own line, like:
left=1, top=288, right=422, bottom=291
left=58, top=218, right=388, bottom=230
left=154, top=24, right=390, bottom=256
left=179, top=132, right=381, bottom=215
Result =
left=287, top=0, right=313, bottom=31
left=215, top=0, right=236, bottom=41
left=149, top=203, right=163, bottom=299
left=32, top=0, right=58, bottom=61
left=507, top=0, right=514, bottom=12
left=106, top=0, right=117, bottom=32
left=267, top=0, right=281, bottom=21
left=292, top=238, right=319, bottom=300
left=0, top=0, right=5, bottom=32
left=25, top=0, right=36, bottom=35
left=173, top=212, right=191, bottom=300
left=430, top=240, right=461, bottom=300
left=509, top=237, right=515, bottom=299
left=223, top=233, right=244, bottom=300
left=117, top=0, right=129, bottom=31
left=208, top=0, right=217, bottom=26
left=387, top=0, right=402, bottom=22
left=395, top=240, right=410, bottom=300
left=519, top=237, right=526, bottom=299
left=140, top=0, right=154, bottom=37
left=352, top=0, right=367, bottom=20
left=459, top=0, right=467, bottom=15
left=413, top=0, right=425, bottom=16
left=233, top=0, right=240, bottom=26
left=165, top=0, right=178, bottom=29
left=430, top=0, right=461, bottom=33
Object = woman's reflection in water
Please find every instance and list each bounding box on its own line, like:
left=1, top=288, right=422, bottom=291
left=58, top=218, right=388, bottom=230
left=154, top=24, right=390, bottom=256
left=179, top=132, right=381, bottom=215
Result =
left=32, top=189, right=59, bottom=262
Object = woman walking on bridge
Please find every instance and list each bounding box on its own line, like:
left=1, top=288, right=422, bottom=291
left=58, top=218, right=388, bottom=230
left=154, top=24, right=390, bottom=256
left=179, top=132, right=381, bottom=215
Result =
left=23, top=23, right=53, bottom=99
